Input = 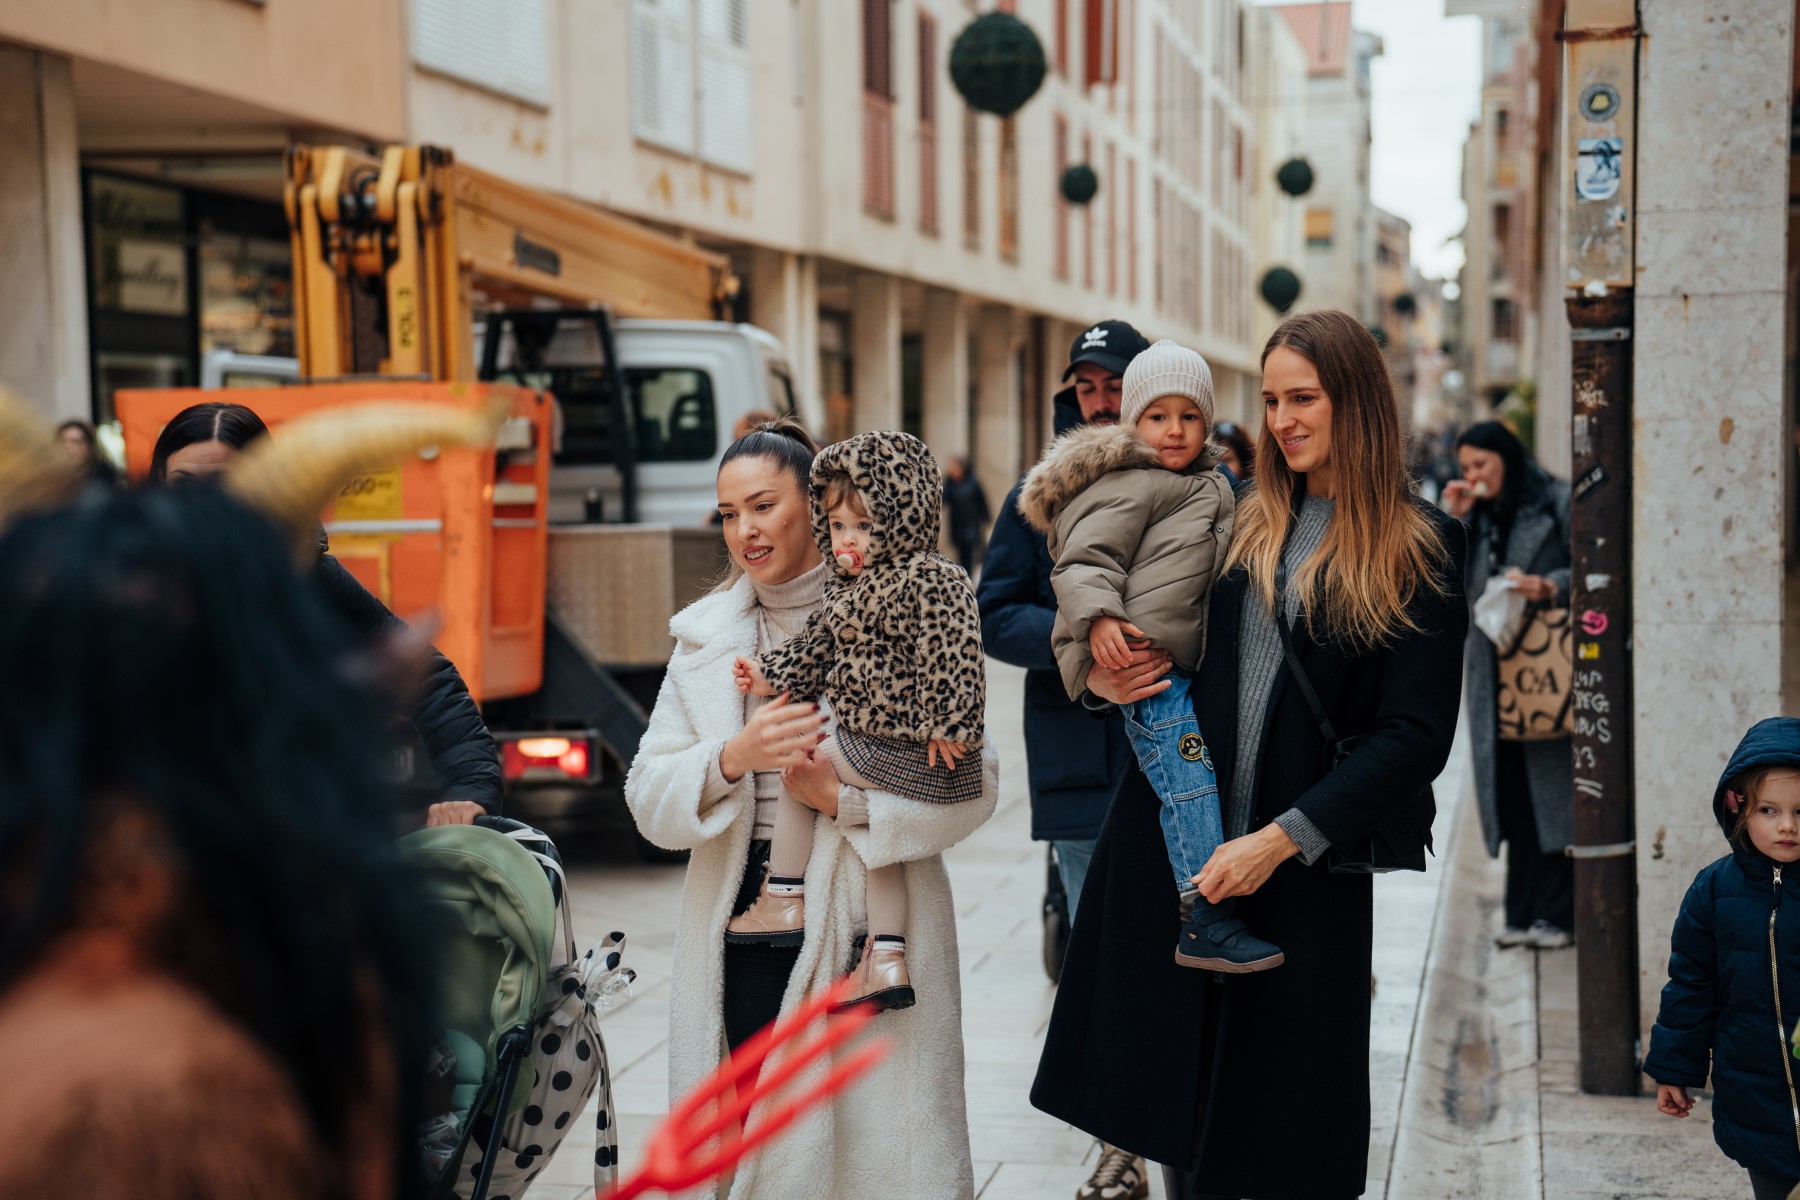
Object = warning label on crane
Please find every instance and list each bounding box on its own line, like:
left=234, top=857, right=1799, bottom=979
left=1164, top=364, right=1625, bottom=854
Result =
left=335, top=465, right=404, bottom=521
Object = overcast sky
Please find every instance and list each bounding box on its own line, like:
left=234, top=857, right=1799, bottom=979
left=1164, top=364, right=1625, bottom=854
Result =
left=1353, top=0, right=1483, bottom=280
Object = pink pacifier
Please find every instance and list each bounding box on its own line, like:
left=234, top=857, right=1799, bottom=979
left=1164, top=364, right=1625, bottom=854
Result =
left=835, top=548, right=864, bottom=572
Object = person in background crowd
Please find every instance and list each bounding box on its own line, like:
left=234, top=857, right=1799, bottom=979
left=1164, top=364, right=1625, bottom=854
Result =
left=1035, top=309, right=1467, bottom=1199
left=979, top=318, right=1149, bottom=1200
left=941, top=455, right=991, bottom=575
left=1645, top=718, right=1800, bottom=1200
left=1442, top=420, right=1574, bottom=949
left=1213, top=420, right=1255, bottom=482
left=626, top=418, right=995, bottom=1198
left=56, top=418, right=122, bottom=487
left=148, top=402, right=502, bottom=826
left=0, top=479, right=432, bottom=1200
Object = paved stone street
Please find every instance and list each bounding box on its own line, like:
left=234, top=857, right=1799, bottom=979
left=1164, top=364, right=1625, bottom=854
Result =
left=527, top=659, right=1740, bottom=1199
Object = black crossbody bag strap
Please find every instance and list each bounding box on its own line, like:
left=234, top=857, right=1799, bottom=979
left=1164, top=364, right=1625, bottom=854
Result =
left=1273, top=560, right=1340, bottom=753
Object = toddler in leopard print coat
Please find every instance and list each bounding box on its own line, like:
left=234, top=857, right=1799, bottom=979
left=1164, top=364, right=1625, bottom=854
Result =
left=732, top=429, right=986, bottom=1011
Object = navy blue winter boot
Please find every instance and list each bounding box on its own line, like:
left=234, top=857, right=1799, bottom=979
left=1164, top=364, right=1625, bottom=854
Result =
left=1175, top=893, right=1284, bottom=972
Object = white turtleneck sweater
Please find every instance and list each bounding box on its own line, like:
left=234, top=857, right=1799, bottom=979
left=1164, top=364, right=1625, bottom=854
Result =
left=700, top=560, right=842, bottom=839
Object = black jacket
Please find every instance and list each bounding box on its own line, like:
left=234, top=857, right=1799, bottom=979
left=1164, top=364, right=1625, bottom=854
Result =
left=977, top=393, right=1130, bottom=841
left=1645, top=718, right=1800, bottom=1179
left=1032, top=502, right=1468, bottom=1195
left=312, top=554, right=503, bottom=813
left=942, top=475, right=991, bottom=548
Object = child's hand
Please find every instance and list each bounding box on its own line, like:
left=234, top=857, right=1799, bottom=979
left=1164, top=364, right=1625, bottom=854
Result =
left=1655, top=1084, right=1694, bottom=1118
left=928, top=739, right=967, bottom=771
left=1089, top=616, right=1147, bottom=672
left=733, top=656, right=776, bottom=697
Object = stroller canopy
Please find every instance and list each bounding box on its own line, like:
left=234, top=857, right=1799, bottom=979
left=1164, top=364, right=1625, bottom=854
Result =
left=401, top=824, right=558, bottom=1115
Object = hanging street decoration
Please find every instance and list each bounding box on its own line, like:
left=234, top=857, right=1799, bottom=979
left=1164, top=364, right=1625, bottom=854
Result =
left=1259, top=267, right=1302, bottom=313
left=949, top=12, right=1048, bottom=118
left=1394, top=292, right=1418, bottom=317
left=1060, top=164, right=1099, bottom=206
left=1276, top=157, right=1315, bottom=197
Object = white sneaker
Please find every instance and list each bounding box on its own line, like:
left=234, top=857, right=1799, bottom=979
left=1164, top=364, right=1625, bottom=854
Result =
left=1526, top=920, right=1574, bottom=949
left=1495, top=925, right=1531, bottom=948
left=1076, top=1143, right=1148, bottom=1200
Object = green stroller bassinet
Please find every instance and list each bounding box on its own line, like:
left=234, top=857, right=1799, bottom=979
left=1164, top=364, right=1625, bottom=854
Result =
left=401, top=817, right=634, bottom=1200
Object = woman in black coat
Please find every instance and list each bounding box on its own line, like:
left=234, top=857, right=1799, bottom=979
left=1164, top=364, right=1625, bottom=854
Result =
left=1032, top=310, right=1468, bottom=1199
left=1443, top=421, right=1575, bottom=948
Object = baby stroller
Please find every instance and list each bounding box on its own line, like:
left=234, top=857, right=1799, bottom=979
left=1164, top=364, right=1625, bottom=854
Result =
left=401, top=816, right=635, bottom=1200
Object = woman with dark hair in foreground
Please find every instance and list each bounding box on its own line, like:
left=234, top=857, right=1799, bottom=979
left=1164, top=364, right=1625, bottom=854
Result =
left=0, top=482, right=432, bottom=1198
left=148, top=400, right=502, bottom=825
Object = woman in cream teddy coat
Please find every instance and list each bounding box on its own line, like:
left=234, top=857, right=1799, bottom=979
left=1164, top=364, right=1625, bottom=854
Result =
left=626, top=433, right=995, bottom=1199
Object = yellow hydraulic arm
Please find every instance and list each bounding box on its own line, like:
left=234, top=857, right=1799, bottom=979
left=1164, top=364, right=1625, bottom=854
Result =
left=283, top=143, right=736, bottom=383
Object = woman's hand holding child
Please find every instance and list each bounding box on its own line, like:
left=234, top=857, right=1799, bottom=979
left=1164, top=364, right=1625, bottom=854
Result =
left=1089, top=616, right=1148, bottom=672
left=1654, top=1084, right=1694, bottom=1118
left=734, top=656, right=777, bottom=696
left=719, top=694, right=827, bottom=781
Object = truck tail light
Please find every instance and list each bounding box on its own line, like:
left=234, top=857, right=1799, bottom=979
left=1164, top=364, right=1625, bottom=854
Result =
left=502, top=735, right=593, bottom=781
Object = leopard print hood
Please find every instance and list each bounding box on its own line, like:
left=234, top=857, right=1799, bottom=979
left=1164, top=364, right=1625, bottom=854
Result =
left=809, top=430, right=944, bottom=574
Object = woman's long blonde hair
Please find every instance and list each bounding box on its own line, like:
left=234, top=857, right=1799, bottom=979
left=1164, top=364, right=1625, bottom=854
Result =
left=1225, top=309, right=1451, bottom=650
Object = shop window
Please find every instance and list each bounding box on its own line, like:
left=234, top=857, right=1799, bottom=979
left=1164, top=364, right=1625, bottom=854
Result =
left=415, top=0, right=549, bottom=106
left=1492, top=297, right=1517, bottom=342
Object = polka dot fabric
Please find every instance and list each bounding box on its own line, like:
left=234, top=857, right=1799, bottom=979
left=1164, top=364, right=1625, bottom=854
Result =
left=452, top=930, right=634, bottom=1199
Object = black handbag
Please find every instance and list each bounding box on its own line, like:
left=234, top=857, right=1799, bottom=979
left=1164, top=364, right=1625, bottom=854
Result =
left=1273, top=566, right=1433, bottom=875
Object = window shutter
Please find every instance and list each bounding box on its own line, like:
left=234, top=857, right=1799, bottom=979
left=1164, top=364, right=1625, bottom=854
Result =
left=1084, top=0, right=1117, bottom=87
left=699, top=0, right=753, bottom=172
left=963, top=106, right=981, bottom=248
left=863, top=0, right=892, bottom=99
left=1054, top=115, right=1068, bottom=280
left=999, top=115, right=1019, bottom=261
left=413, top=0, right=548, bottom=106
left=862, top=0, right=894, bottom=216
left=918, top=12, right=939, bottom=236
left=631, top=0, right=695, bottom=154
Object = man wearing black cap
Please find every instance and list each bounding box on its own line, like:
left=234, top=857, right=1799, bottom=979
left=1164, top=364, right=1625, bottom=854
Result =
left=977, top=319, right=1152, bottom=1199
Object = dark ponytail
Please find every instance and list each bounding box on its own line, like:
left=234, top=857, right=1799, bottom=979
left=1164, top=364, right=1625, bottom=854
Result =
left=148, top=403, right=271, bottom=483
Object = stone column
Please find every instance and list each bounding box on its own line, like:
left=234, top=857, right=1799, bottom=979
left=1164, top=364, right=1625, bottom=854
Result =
left=750, top=247, right=824, bottom=433
left=920, top=287, right=969, bottom=466
left=0, top=49, right=90, bottom=421
left=850, top=270, right=901, bottom=433
left=974, top=304, right=1020, bottom=517
left=1039, top=318, right=1069, bottom=451
left=1630, top=0, right=1793, bottom=1035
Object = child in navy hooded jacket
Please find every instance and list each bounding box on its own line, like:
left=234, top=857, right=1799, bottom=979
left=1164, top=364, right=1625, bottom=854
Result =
left=1645, top=717, right=1800, bottom=1200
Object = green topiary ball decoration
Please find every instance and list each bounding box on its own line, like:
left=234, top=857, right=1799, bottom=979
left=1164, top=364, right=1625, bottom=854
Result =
left=1367, top=324, right=1390, bottom=349
left=1061, top=164, right=1099, bottom=205
left=949, top=12, right=1048, bottom=118
left=1276, top=157, right=1315, bottom=197
left=1394, top=292, right=1418, bottom=317
left=1260, top=267, right=1302, bottom=313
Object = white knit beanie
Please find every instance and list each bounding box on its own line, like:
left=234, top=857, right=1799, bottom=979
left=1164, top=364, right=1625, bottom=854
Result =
left=1121, top=339, right=1215, bottom=431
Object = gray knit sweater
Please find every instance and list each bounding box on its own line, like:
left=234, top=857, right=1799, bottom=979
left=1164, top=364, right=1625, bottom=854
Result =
left=1228, top=494, right=1334, bottom=864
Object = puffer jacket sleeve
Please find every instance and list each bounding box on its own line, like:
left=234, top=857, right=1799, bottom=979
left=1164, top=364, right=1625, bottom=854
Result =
left=624, top=645, right=752, bottom=852
left=1644, top=870, right=1722, bottom=1090
left=757, top=606, right=835, bottom=702
left=837, top=747, right=1000, bottom=870
left=908, top=558, right=987, bottom=743
left=1045, top=473, right=1151, bottom=691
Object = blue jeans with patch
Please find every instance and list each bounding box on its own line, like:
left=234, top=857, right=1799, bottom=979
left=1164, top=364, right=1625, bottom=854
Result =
left=1121, top=669, right=1223, bottom=891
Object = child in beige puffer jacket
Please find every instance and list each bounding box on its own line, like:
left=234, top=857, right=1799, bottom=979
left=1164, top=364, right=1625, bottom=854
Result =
left=1020, top=340, right=1282, bottom=974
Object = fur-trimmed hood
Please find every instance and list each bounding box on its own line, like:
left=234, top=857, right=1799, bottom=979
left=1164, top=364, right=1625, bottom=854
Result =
left=1017, top=422, right=1221, bottom=534
left=809, top=430, right=942, bottom=573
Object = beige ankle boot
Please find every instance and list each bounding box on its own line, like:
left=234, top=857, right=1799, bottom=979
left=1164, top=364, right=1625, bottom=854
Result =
left=724, top=868, right=805, bottom=947
left=833, top=937, right=915, bottom=1012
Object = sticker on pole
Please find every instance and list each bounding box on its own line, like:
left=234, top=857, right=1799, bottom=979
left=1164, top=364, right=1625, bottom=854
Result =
left=335, top=464, right=404, bottom=521
left=1576, top=138, right=1623, bottom=202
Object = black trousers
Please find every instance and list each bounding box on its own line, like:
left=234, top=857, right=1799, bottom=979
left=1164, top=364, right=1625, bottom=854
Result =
left=1496, top=739, right=1574, bottom=930
left=1750, top=1169, right=1799, bottom=1200
left=722, top=840, right=801, bottom=1050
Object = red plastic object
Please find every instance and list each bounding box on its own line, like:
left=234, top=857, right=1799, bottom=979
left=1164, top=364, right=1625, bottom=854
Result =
left=602, top=976, right=889, bottom=1199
